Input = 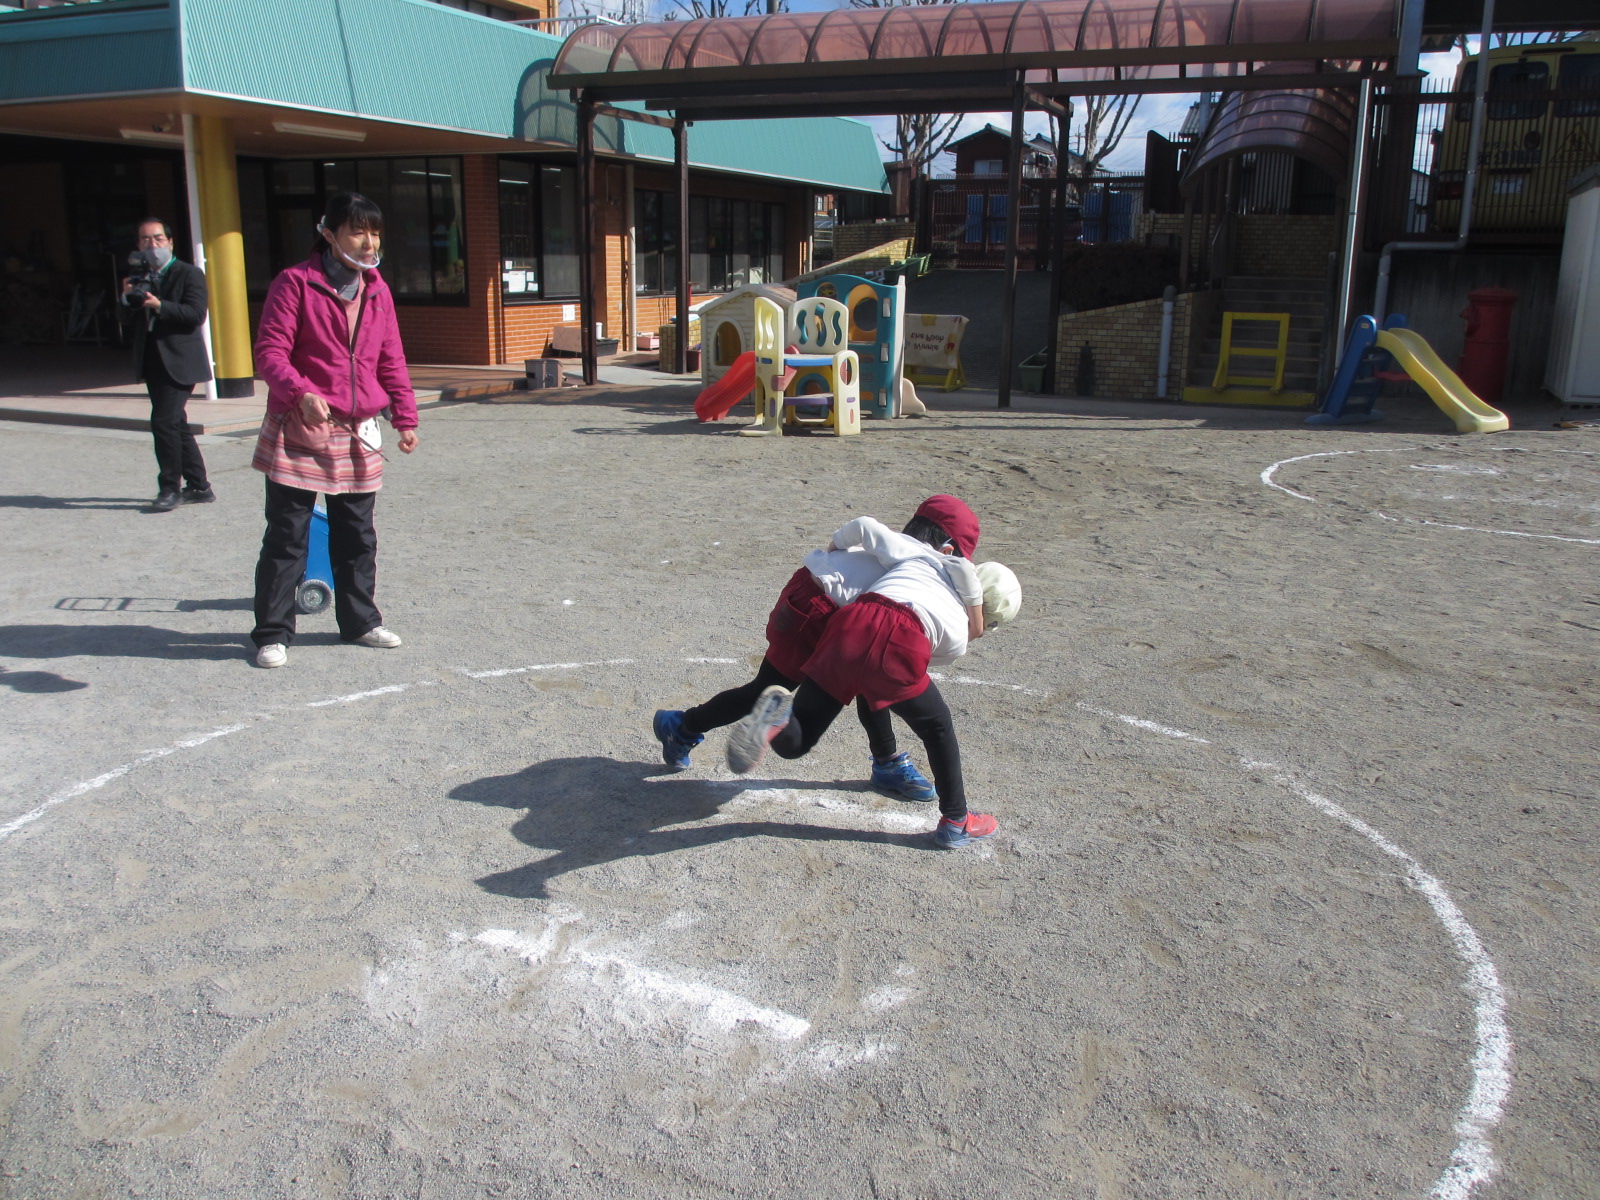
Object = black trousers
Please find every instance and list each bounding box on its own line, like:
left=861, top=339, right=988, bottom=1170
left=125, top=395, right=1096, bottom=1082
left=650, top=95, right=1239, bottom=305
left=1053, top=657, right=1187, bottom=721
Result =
left=144, top=345, right=207, bottom=493
left=681, top=656, right=898, bottom=759
left=770, top=679, right=966, bottom=821
left=252, top=478, right=382, bottom=646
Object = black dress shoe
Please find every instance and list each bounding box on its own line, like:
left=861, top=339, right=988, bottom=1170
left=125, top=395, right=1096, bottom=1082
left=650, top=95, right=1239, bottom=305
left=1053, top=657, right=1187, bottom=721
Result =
left=149, top=489, right=180, bottom=512
left=181, top=484, right=216, bottom=504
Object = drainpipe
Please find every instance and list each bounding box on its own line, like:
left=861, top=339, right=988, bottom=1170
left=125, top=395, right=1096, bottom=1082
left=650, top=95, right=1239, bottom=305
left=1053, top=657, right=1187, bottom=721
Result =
left=1156, top=285, right=1176, bottom=398
left=1372, top=0, right=1494, bottom=324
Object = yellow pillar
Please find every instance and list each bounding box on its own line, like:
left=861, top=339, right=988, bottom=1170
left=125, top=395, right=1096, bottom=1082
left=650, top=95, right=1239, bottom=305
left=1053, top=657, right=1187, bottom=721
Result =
left=192, top=115, right=255, bottom=397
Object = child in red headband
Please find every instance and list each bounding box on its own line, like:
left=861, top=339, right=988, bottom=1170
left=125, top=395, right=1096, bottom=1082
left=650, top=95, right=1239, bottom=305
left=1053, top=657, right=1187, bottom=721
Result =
left=726, top=495, right=998, bottom=850
left=652, top=507, right=942, bottom=802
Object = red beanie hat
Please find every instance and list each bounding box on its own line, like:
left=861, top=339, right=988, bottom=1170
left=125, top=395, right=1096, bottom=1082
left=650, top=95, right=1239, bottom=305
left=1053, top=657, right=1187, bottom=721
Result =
left=915, top=494, right=979, bottom=558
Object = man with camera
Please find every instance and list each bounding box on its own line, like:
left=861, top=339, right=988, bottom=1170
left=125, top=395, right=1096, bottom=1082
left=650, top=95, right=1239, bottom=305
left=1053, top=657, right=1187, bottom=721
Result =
left=122, top=218, right=214, bottom=513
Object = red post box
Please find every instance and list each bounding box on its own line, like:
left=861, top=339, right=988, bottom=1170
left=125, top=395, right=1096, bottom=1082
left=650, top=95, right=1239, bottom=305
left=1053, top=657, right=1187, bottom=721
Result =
left=1457, top=286, right=1517, bottom=405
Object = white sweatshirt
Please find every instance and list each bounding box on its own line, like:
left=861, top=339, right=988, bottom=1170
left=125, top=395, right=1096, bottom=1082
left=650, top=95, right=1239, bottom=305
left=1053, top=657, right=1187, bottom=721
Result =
left=811, top=516, right=982, bottom=666
left=803, top=546, right=889, bottom=607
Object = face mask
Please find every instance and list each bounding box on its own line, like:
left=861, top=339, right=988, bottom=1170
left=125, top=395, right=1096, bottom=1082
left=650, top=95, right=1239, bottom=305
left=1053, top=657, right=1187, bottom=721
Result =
left=147, top=245, right=174, bottom=270
left=318, top=222, right=382, bottom=271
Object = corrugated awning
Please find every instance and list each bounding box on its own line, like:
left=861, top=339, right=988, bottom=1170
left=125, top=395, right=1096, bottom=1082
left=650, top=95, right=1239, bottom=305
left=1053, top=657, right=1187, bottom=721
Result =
left=551, top=0, right=1400, bottom=115
left=1183, top=85, right=1358, bottom=184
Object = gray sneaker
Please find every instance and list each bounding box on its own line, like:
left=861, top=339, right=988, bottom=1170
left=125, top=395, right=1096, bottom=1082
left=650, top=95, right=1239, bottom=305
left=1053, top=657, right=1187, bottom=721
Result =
left=726, top=684, right=794, bottom=775
left=255, top=643, right=287, bottom=669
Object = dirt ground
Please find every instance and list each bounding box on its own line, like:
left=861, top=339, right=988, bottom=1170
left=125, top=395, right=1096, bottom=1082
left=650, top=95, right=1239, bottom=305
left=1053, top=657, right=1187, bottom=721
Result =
left=0, top=385, right=1595, bottom=1200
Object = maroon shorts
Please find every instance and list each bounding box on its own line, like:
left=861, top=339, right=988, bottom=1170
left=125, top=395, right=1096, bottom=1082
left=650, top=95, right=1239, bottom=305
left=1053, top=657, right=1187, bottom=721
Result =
left=801, top=592, right=931, bottom=711
left=764, top=568, right=838, bottom=680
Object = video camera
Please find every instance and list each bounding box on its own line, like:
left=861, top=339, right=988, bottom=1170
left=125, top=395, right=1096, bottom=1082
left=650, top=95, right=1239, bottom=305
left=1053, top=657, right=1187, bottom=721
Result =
left=122, top=249, right=159, bottom=307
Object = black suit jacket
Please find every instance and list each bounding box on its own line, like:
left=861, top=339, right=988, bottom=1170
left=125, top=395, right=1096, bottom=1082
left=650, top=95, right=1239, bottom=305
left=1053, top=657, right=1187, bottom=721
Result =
left=127, top=258, right=214, bottom=386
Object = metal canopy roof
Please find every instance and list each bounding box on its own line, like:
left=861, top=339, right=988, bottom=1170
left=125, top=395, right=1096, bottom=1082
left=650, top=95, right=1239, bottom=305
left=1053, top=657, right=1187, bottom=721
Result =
left=551, top=0, right=1402, bottom=116
left=1183, top=84, right=1357, bottom=184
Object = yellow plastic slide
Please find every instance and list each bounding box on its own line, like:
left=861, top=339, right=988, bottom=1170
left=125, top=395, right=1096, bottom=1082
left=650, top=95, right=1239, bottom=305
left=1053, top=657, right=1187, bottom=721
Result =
left=1374, top=327, right=1510, bottom=434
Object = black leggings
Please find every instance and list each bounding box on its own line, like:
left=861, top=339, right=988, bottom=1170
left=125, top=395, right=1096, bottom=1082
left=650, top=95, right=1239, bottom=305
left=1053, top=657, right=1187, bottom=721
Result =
left=681, top=657, right=897, bottom=760
left=770, top=679, right=966, bottom=821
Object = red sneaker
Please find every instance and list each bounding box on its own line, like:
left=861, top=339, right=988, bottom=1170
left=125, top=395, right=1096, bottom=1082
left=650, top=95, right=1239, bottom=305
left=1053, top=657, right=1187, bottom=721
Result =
left=934, top=812, right=997, bottom=848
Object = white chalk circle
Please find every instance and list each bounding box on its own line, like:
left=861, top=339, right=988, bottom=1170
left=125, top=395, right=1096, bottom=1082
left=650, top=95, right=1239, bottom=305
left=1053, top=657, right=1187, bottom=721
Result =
left=2, top=657, right=1513, bottom=1197
left=1263, top=445, right=1600, bottom=545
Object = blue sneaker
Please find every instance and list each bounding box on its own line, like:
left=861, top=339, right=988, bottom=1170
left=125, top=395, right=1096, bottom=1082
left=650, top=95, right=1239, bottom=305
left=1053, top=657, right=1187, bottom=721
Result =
left=870, top=752, right=937, bottom=803
left=653, top=709, right=703, bottom=770
left=726, top=685, right=793, bottom=775
left=933, top=812, right=998, bottom=849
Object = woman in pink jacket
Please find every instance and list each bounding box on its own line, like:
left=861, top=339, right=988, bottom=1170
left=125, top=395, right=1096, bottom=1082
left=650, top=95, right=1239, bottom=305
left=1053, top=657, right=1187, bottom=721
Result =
left=249, top=192, right=420, bottom=669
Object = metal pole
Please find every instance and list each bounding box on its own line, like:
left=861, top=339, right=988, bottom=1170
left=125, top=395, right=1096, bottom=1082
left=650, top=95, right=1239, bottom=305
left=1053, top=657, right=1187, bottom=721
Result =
left=1374, top=0, right=1495, bottom=323
left=181, top=113, right=218, bottom=403
left=1334, top=77, right=1374, bottom=365
left=623, top=162, right=636, bottom=353
left=1042, top=100, right=1072, bottom=394
left=577, top=91, right=598, bottom=386
left=674, top=116, right=691, bottom=376
left=998, top=78, right=1026, bottom=408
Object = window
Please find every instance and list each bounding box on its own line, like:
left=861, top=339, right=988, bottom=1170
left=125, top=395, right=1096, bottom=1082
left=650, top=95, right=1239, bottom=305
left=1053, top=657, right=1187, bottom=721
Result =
left=1458, top=59, right=1550, bottom=122
left=236, top=155, right=466, bottom=303
left=1557, top=54, right=1600, bottom=118
left=497, top=160, right=580, bottom=301
left=634, top=190, right=784, bottom=294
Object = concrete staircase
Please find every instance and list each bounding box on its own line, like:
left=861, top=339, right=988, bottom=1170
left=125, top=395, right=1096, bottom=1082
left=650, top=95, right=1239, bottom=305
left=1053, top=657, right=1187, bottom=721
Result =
left=1188, top=276, right=1330, bottom=396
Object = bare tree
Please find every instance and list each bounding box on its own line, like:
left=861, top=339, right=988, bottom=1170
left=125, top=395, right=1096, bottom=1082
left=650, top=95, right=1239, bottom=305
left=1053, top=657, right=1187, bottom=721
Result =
left=663, top=0, right=781, bottom=17
left=848, top=0, right=964, bottom=176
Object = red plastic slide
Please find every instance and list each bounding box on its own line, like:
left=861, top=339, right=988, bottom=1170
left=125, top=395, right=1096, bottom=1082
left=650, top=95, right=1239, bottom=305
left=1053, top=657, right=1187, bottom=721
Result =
left=694, top=352, right=757, bottom=422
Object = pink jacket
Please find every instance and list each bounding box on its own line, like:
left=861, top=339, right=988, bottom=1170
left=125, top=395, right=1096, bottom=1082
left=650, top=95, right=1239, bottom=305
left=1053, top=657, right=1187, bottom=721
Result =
left=255, top=257, right=418, bottom=431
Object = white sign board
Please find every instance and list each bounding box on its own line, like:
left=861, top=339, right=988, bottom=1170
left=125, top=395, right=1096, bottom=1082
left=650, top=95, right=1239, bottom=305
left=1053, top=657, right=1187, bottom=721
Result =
left=904, top=314, right=968, bottom=370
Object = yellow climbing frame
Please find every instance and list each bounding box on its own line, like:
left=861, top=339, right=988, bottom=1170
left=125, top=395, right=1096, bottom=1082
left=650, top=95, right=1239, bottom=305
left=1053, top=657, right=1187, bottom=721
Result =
left=1182, top=311, right=1315, bottom=408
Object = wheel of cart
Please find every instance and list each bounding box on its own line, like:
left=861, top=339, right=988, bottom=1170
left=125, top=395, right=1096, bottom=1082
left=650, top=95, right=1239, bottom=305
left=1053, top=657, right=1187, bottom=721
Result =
left=295, top=504, right=335, bottom=615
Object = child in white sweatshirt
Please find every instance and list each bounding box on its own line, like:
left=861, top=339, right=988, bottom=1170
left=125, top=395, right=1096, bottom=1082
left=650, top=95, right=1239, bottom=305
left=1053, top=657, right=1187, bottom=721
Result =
left=726, top=494, right=998, bottom=850
left=652, top=511, right=939, bottom=801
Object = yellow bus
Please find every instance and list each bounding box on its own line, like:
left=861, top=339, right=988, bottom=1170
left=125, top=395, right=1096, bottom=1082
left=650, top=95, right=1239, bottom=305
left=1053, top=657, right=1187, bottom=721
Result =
left=1433, top=36, right=1600, bottom=233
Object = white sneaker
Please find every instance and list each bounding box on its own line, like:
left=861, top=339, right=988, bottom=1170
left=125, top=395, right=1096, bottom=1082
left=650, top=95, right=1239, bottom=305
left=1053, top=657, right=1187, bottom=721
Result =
left=352, top=626, right=402, bottom=649
left=255, top=643, right=288, bottom=669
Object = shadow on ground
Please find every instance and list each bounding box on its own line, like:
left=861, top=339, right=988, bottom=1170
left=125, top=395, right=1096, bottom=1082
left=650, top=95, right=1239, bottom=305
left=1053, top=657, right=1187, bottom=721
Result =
left=0, top=666, right=87, bottom=692
left=452, top=756, right=928, bottom=900
left=0, top=623, right=337, bottom=661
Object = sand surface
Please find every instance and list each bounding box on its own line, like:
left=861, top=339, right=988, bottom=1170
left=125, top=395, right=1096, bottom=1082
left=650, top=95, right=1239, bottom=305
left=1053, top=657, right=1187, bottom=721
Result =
left=0, top=390, right=1595, bottom=1199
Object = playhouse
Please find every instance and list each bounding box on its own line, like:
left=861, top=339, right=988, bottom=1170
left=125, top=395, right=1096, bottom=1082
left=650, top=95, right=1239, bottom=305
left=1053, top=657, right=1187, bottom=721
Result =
left=697, top=285, right=798, bottom=389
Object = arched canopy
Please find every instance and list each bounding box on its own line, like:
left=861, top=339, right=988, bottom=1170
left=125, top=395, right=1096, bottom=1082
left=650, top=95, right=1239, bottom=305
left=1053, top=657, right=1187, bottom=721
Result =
left=552, top=0, right=1400, bottom=117
left=1183, top=85, right=1357, bottom=185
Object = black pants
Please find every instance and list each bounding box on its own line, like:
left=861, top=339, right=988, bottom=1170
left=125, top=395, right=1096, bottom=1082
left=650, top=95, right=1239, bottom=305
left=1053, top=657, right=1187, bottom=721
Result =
left=681, top=656, right=898, bottom=759
left=770, top=679, right=966, bottom=821
left=252, top=478, right=381, bottom=646
left=144, top=346, right=207, bottom=494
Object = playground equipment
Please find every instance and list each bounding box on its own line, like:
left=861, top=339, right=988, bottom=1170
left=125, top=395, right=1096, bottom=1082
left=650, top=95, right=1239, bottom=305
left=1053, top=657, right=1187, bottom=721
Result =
left=296, top=505, right=334, bottom=615
left=904, top=313, right=968, bottom=392
left=796, top=273, right=904, bottom=420
left=697, top=285, right=797, bottom=391
left=695, top=352, right=760, bottom=422
left=740, top=294, right=860, bottom=437
left=1309, top=314, right=1511, bottom=433
left=1183, top=311, right=1315, bottom=407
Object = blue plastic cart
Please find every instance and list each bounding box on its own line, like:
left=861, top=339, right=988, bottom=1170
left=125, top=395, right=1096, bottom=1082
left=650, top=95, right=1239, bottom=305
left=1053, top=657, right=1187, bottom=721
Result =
left=296, top=504, right=334, bottom=615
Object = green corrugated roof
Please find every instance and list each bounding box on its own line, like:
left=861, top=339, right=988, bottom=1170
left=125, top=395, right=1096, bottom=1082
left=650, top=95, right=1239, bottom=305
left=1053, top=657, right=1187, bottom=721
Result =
left=0, top=0, right=885, bottom=194
left=0, top=0, right=181, bottom=103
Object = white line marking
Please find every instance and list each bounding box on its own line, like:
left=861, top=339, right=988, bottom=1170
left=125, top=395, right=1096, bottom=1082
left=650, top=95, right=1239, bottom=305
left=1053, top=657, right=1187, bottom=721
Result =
left=684, top=656, right=742, bottom=664
left=1078, top=703, right=1212, bottom=744
left=1266, top=772, right=1512, bottom=1200
left=475, top=925, right=810, bottom=1040
left=306, top=682, right=431, bottom=707
left=0, top=721, right=258, bottom=842
left=930, top=671, right=1050, bottom=697
left=1263, top=446, right=1599, bottom=545
left=462, top=658, right=635, bottom=679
